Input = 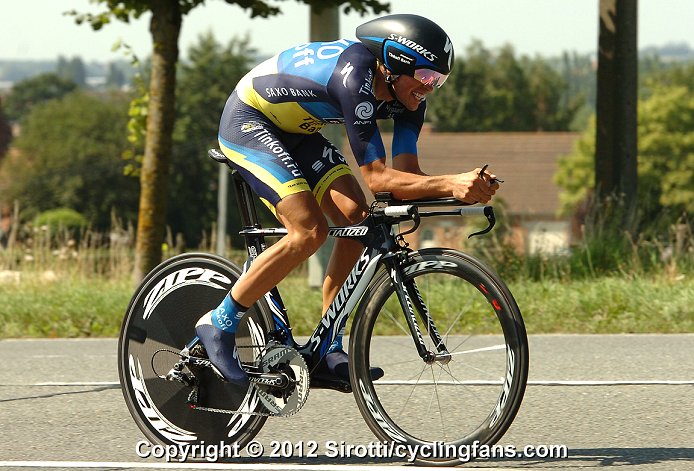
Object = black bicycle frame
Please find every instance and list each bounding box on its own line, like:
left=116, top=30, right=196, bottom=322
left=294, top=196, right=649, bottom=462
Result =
left=228, top=167, right=453, bottom=371
left=191, top=150, right=495, bottom=371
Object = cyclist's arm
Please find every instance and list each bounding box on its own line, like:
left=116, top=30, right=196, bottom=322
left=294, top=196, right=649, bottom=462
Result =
left=392, top=153, right=426, bottom=175
left=359, top=158, right=496, bottom=203
left=391, top=102, right=426, bottom=175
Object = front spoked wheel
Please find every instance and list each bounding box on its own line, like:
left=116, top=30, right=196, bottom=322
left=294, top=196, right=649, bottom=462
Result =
left=350, top=249, right=528, bottom=465
left=118, top=253, right=274, bottom=452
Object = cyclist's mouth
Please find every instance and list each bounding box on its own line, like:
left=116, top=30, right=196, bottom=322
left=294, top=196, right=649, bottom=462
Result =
left=413, top=92, right=425, bottom=102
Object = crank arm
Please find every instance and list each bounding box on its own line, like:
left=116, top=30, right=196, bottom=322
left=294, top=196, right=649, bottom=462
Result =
left=247, top=371, right=291, bottom=389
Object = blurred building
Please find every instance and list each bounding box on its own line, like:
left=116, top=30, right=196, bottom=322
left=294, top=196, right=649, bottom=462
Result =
left=342, top=128, right=579, bottom=255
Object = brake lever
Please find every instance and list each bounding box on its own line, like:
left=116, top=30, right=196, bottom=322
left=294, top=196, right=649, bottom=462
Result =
left=468, top=206, right=496, bottom=239
left=396, top=206, right=421, bottom=238
left=479, top=164, right=504, bottom=184
left=470, top=164, right=504, bottom=205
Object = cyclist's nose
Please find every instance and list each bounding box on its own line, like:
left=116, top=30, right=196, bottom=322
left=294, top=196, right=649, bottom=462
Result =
left=419, top=83, right=434, bottom=94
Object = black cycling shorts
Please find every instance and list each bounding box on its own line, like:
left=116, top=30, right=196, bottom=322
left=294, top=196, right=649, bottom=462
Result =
left=217, top=91, right=353, bottom=210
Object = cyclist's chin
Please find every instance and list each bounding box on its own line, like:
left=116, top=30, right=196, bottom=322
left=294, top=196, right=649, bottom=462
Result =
left=391, top=90, right=420, bottom=111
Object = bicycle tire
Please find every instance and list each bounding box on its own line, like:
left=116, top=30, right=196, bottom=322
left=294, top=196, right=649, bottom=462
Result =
left=349, top=248, right=528, bottom=465
left=118, top=252, right=274, bottom=454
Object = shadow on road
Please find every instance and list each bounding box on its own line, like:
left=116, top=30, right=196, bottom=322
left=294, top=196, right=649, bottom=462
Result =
left=212, top=447, right=694, bottom=468
left=568, top=448, right=693, bottom=467
left=491, top=447, right=694, bottom=468
left=0, top=386, right=117, bottom=403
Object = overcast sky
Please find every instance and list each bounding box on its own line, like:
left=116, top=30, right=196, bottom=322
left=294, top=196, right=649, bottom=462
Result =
left=2, top=0, right=693, bottom=62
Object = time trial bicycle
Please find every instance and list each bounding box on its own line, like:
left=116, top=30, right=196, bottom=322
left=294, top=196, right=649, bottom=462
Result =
left=117, top=149, right=528, bottom=465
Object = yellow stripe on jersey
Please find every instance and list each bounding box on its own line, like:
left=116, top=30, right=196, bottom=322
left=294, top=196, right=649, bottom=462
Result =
left=312, top=164, right=353, bottom=205
left=218, top=140, right=311, bottom=200
left=236, top=55, right=325, bottom=135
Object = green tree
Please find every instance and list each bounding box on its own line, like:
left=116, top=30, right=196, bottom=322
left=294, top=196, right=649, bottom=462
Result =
left=554, top=51, right=596, bottom=130
left=523, top=56, right=583, bottom=131
left=491, top=45, right=534, bottom=131
left=0, top=98, right=11, bottom=160
left=169, top=32, right=257, bottom=247
left=639, top=86, right=694, bottom=217
left=0, top=92, right=139, bottom=229
left=555, top=117, right=596, bottom=216
left=3, top=73, right=77, bottom=121
left=71, top=0, right=389, bottom=282
left=556, top=82, right=694, bottom=232
left=427, top=41, right=582, bottom=132
left=106, top=62, right=127, bottom=88
left=57, top=56, right=87, bottom=87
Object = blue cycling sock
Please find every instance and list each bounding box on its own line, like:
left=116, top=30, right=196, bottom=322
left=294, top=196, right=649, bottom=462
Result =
left=327, top=331, right=344, bottom=353
left=210, top=293, right=247, bottom=334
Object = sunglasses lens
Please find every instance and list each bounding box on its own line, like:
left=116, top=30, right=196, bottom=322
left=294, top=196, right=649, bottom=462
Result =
left=414, top=69, right=449, bottom=88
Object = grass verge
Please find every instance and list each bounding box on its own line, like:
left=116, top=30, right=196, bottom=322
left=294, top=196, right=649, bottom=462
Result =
left=1, top=272, right=691, bottom=338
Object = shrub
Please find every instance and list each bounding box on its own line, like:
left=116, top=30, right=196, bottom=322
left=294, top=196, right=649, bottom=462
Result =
left=34, top=208, right=88, bottom=234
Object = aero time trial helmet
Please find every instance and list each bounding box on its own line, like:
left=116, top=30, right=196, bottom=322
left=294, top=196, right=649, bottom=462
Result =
left=356, top=14, right=454, bottom=88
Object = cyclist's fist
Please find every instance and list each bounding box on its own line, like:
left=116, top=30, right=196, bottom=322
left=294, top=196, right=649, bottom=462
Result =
left=451, top=168, right=499, bottom=204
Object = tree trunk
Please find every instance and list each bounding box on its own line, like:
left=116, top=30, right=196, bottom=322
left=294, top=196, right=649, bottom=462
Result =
left=594, top=0, right=638, bottom=230
left=133, top=1, right=181, bottom=282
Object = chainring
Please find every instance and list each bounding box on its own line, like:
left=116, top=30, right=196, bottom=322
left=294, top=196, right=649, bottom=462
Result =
left=255, top=344, right=309, bottom=416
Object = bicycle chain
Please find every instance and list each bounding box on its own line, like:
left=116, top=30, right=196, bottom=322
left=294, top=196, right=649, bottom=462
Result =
left=152, top=344, right=306, bottom=418
left=189, top=393, right=280, bottom=417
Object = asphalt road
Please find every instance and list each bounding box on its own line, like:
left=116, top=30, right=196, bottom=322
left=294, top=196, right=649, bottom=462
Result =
left=1, top=335, right=693, bottom=470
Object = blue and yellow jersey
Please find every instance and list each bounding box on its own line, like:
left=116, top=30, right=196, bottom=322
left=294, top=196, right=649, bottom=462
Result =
left=234, top=40, right=425, bottom=166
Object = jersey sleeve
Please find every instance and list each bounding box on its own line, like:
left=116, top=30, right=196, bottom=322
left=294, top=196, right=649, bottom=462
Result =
left=392, top=100, right=426, bottom=158
left=328, top=45, right=386, bottom=166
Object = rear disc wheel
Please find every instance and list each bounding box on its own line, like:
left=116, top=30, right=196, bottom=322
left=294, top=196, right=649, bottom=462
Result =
left=118, top=253, right=274, bottom=452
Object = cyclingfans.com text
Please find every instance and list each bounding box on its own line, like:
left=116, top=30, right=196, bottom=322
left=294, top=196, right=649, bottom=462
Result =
left=135, top=439, right=569, bottom=463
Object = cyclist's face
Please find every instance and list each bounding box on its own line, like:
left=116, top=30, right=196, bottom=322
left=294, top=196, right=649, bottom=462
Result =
left=393, top=74, right=435, bottom=111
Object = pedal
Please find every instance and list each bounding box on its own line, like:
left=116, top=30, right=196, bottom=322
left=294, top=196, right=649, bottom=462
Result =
left=310, top=375, right=352, bottom=394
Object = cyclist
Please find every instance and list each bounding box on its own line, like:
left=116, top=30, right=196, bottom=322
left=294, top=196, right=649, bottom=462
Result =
left=196, top=14, right=499, bottom=386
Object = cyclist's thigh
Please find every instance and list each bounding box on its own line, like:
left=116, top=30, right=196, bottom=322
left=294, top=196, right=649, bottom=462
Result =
left=290, top=133, right=367, bottom=225
left=218, top=91, right=311, bottom=210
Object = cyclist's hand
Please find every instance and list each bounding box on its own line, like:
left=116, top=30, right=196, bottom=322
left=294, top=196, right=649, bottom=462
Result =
left=452, top=168, right=499, bottom=204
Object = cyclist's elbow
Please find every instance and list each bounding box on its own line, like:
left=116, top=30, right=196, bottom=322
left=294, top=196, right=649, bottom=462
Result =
left=363, top=170, right=389, bottom=195
left=365, top=178, right=389, bottom=196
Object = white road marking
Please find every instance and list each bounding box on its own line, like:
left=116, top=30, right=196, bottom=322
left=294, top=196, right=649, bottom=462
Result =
left=2, top=379, right=694, bottom=387
left=379, top=380, right=694, bottom=386
left=0, top=461, right=512, bottom=470
left=29, top=354, right=117, bottom=358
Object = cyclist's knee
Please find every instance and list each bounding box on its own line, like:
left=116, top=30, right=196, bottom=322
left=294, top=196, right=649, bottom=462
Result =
left=332, top=199, right=368, bottom=226
left=345, top=203, right=368, bottom=225
left=276, top=192, right=329, bottom=258
left=321, top=174, right=369, bottom=226
left=286, top=217, right=328, bottom=258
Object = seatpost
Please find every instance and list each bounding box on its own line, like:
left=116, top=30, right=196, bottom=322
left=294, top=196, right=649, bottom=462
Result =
left=231, top=170, right=260, bottom=228
left=229, top=169, right=269, bottom=259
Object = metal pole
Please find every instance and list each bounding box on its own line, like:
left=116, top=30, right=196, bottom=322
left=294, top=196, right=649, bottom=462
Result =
left=308, top=5, right=341, bottom=288
left=216, top=163, right=228, bottom=256
left=595, top=0, right=638, bottom=231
